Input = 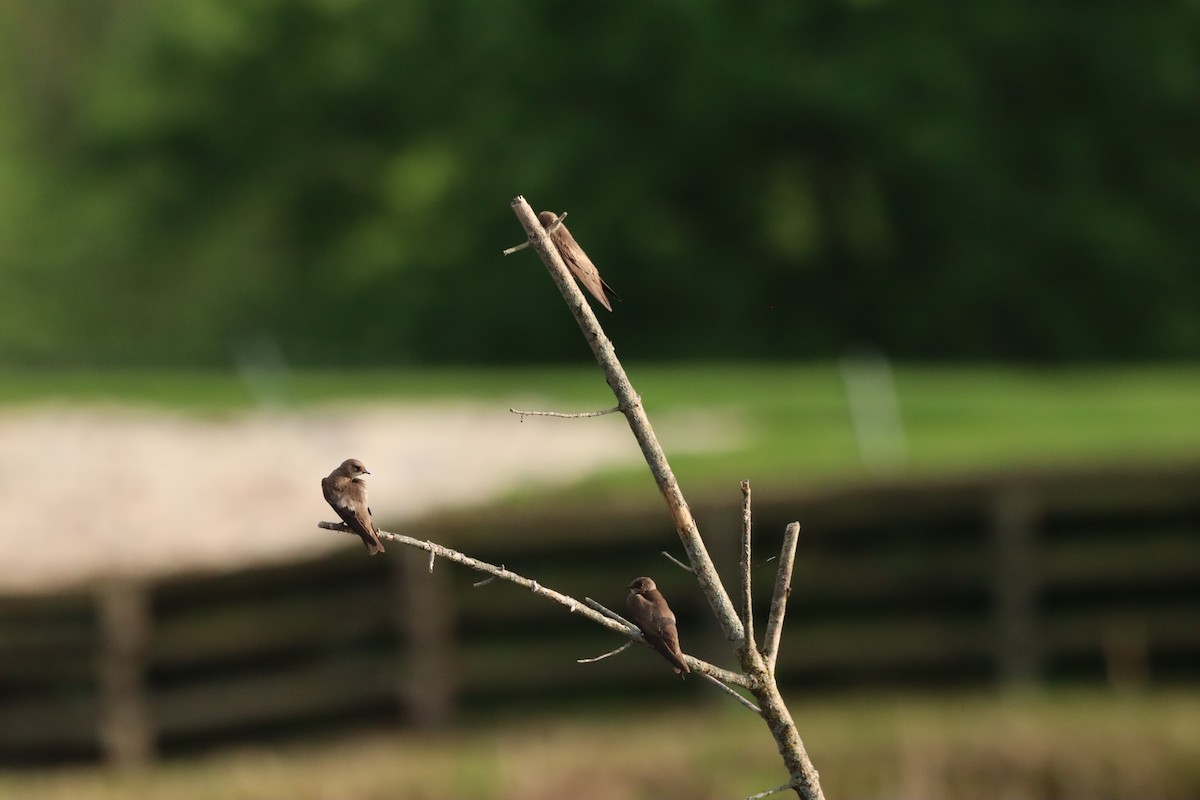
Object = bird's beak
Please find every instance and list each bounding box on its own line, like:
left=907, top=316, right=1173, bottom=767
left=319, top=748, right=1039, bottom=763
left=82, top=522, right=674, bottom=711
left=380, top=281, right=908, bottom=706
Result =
left=363, top=470, right=371, bottom=475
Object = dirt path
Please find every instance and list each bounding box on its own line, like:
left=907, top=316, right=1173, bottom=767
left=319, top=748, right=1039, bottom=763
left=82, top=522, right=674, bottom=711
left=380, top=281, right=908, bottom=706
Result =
left=0, top=402, right=734, bottom=594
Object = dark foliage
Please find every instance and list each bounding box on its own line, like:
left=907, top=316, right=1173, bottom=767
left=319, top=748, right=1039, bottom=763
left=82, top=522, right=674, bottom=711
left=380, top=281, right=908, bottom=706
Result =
left=1, top=0, right=1197, bottom=365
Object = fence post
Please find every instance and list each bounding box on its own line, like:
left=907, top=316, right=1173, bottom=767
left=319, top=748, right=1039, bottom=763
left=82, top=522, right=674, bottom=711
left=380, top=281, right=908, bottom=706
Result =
left=392, top=550, right=457, bottom=728
left=96, top=581, right=154, bottom=765
left=990, top=486, right=1042, bottom=688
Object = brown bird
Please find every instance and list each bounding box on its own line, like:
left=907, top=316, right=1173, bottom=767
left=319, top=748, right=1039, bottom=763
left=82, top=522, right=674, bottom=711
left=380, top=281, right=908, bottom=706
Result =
left=538, top=210, right=617, bottom=312
left=321, top=458, right=385, bottom=555
left=626, top=576, right=689, bottom=674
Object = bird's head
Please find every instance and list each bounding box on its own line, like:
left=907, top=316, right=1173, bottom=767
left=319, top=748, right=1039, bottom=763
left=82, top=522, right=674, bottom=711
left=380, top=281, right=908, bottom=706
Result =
left=628, top=576, right=656, bottom=595
left=339, top=458, right=370, bottom=478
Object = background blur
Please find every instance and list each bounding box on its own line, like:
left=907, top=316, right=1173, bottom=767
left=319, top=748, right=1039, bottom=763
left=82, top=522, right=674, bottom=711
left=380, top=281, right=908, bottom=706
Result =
left=2, top=2, right=1199, bottom=799
left=2, top=0, right=1199, bottom=367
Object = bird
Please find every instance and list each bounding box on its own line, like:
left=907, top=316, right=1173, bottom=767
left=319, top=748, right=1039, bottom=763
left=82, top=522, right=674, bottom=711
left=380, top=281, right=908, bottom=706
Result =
left=321, top=458, right=385, bottom=555
left=538, top=210, right=617, bottom=312
left=626, top=576, right=689, bottom=674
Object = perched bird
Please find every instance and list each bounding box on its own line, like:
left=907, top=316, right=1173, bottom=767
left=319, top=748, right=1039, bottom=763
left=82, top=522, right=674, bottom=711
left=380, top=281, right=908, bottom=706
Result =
left=538, top=210, right=617, bottom=312
left=321, top=458, right=385, bottom=555
left=626, top=576, right=689, bottom=674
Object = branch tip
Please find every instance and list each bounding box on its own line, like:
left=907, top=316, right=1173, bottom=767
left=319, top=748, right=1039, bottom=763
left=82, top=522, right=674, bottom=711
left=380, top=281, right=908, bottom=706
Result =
left=509, top=405, right=620, bottom=419
left=762, top=522, right=802, bottom=673
left=661, top=551, right=695, bottom=573
left=577, top=641, right=632, bottom=664
left=739, top=479, right=756, bottom=654
left=696, top=671, right=762, bottom=715
left=741, top=782, right=797, bottom=800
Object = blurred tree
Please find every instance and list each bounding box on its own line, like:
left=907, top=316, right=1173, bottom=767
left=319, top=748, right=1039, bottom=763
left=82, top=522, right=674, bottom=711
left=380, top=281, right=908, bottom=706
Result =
left=0, top=0, right=1197, bottom=366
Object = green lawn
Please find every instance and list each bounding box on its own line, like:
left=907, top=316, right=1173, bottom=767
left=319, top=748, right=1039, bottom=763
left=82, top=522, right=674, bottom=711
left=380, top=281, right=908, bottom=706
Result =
left=2, top=689, right=1197, bottom=800
left=2, top=363, right=1197, bottom=498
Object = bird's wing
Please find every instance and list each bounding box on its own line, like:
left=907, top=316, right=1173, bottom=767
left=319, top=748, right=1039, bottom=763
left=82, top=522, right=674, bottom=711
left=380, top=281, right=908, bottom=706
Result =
left=555, top=228, right=614, bottom=312
left=627, top=594, right=669, bottom=636
left=323, top=480, right=374, bottom=538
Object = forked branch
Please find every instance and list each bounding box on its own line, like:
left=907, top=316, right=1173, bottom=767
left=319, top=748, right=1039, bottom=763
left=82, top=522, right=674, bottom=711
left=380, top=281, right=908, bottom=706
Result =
left=506, top=196, right=823, bottom=800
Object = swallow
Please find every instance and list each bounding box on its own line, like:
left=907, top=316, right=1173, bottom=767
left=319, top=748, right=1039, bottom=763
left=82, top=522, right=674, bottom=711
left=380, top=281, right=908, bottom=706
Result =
left=626, top=576, right=689, bottom=674
left=321, top=458, right=385, bottom=555
left=538, top=210, right=617, bottom=311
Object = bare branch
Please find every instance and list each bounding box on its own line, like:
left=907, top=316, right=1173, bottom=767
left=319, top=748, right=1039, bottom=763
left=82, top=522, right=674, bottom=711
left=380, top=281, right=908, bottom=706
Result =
left=509, top=405, right=620, bottom=419
left=577, top=641, right=632, bottom=664
left=509, top=196, right=745, bottom=648
left=507, top=197, right=824, bottom=799
left=696, top=671, right=762, bottom=715
left=742, top=782, right=797, bottom=800
left=762, top=522, right=801, bottom=673
left=321, top=521, right=627, bottom=636
left=681, top=656, right=751, bottom=689
left=660, top=551, right=695, bottom=573
left=584, top=597, right=634, bottom=628
left=320, top=521, right=755, bottom=689
left=740, top=479, right=756, bottom=656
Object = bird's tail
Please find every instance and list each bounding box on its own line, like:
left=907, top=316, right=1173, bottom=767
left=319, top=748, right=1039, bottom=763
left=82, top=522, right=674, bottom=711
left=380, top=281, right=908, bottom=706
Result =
left=364, top=531, right=386, bottom=556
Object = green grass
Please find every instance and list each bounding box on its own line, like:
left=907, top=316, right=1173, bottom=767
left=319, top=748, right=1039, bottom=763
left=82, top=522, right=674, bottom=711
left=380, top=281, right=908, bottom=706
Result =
left=2, top=363, right=1197, bottom=498
left=2, top=689, right=1197, bottom=800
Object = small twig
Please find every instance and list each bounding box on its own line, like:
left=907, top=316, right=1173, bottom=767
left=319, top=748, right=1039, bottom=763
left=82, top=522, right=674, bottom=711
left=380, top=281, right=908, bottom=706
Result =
left=321, top=522, right=756, bottom=688
left=584, top=597, right=636, bottom=629
left=509, top=406, right=620, bottom=419
left=427, top=546, right=436, bottom=573
left=502, top=211, right=567, bottom=255
left=661, top=551, right=695, bottom=573
left=742, top=782, right=797, bottom=800
left=739, top=480, right=756, bottom=655
left=577, top=641, right=632, bottom=664
left=762, top=522, right=801, bottom=674
left=697, top=671, right=762, bottom=715
left=473, top=575, right=497, bottom=587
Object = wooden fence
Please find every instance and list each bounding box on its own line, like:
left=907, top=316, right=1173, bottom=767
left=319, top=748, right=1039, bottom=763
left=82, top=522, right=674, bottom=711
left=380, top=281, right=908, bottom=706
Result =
left=2, top=462, right=1198, bottom=764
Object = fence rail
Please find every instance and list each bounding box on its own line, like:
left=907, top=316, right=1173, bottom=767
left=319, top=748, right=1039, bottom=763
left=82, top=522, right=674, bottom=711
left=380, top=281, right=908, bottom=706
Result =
left=2, top=463, right=1197, bottom=764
